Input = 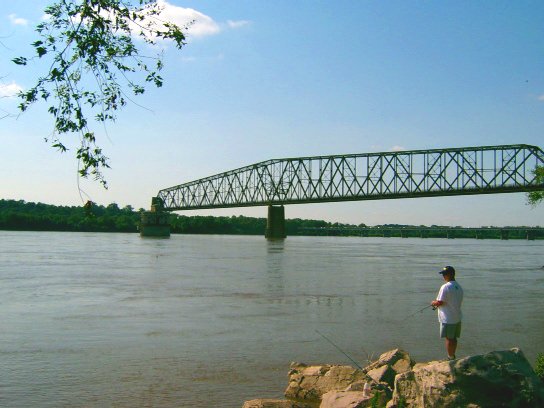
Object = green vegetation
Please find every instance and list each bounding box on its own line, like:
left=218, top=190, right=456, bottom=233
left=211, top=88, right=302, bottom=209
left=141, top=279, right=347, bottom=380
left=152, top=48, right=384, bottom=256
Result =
left=0, top=199, right=140, bottom=232
left=0, top=199, right=329, bottom=234
left=527, top=166, right=544, bottom=207
left=0, top=199, right=542, bottom=239
left=367, top=391, right=403, bottom=408
left=369, top=391, right=384, bottom=408
left=535, top=353, right=544, bottom=383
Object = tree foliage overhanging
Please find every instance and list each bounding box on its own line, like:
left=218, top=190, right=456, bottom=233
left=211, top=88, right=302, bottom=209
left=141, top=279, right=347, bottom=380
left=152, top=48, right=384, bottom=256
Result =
left=14, top=0, right=188, bottom=187
left=527, top=166, right=544, bottom=206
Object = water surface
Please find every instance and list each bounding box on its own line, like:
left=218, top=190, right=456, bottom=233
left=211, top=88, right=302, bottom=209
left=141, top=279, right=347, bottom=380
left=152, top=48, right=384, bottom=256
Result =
left=1, top=232, right=543, bottom=407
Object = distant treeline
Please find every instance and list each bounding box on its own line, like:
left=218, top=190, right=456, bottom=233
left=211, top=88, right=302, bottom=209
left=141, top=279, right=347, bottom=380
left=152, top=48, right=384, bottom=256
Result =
left=0, top=199, right=331, bottom=234
left=0, top=199, right=541, bottom=239
left=0, top=200, right=140, bottom=232
left=304, top=226, right=544, bottom=240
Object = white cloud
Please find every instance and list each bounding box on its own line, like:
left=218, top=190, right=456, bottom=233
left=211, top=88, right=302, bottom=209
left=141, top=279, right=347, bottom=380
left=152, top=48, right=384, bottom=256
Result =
left=0, top=81, right=23, bottom=97
left=391, top=145, right=406, bottom=152
left=538, top=95, right=544, bottom=102
left=227, top=20, right=250, bottom=29
left=158, top=1, right=220, bottom=38
left=8, top=13, right=29, bottom=26
left=155, top=2, right=249, bottom=38
left=81, top=1, right=243, bottom=43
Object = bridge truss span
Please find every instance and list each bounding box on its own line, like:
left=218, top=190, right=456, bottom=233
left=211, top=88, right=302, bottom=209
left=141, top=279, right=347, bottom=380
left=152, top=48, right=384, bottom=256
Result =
left=157, top=144, right=544, bottom=211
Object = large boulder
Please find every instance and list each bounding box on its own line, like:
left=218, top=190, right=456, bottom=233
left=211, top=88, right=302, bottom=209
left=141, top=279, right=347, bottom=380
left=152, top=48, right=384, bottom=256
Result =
left=285, top=363, right=369, bottom=405
left=387, top=348, right=544, bottom=407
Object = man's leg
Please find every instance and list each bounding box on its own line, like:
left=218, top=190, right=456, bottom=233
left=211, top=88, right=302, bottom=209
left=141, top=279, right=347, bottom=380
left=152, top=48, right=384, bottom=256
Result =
left=446, top=338, right=457, bottom=358
left=440, top=322, right=461, bottom=359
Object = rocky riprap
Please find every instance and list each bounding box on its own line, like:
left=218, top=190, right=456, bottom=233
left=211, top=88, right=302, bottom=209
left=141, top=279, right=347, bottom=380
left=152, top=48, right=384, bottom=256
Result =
left=242, top=348, right=544, bottom=408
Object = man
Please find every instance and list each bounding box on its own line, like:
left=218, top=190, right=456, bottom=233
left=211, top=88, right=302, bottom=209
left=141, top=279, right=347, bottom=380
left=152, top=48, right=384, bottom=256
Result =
left=431, top=266, right=463, bottom=360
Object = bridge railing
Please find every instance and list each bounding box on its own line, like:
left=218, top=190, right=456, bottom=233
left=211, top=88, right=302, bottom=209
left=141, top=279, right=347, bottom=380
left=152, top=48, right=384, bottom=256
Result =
left=157, top=144, right=544, bottom=211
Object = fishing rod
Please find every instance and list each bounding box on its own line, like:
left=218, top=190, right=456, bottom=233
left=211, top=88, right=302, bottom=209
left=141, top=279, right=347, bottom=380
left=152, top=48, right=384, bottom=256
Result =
left=406, top=304, right=435, bottom=318
left=315, top=329, right=363, bottom=370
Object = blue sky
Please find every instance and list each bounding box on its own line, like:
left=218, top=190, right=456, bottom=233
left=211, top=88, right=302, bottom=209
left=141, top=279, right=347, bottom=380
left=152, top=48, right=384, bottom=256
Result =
left=1, top=1, right=543, bottom=226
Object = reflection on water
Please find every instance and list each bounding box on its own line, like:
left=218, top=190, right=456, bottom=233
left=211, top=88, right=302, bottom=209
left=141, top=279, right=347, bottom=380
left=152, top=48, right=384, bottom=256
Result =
left=265, top=239, right=286, bottom=297
left=1, top=231, right=543, bottom=407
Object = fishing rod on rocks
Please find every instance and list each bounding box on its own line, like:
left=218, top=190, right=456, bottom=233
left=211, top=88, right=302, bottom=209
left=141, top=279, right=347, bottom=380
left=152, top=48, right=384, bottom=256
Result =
left=315, top=329, right=363, bottom=370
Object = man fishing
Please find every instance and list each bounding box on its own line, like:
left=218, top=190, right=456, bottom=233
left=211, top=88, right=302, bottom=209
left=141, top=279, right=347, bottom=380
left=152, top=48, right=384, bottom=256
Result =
left=431, top=266, right=464, bottom=360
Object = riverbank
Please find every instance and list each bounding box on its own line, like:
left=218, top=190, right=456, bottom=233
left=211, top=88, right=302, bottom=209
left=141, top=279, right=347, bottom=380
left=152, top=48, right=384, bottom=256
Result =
left=243, top=348, right=544, bottom=407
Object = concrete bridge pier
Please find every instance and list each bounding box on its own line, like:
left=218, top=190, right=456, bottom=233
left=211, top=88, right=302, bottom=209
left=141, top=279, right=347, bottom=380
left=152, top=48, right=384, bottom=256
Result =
left=140, top=197, right=170, bottom=237
left=265, top=205, right=286, bottom=239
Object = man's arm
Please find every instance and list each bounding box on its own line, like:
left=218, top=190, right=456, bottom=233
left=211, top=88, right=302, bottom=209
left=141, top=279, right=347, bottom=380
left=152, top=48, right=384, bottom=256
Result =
left=432, top=285, right=447, bottom=307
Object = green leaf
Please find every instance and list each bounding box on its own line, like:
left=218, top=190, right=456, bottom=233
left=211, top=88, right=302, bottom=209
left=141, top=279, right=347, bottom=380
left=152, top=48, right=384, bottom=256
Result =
left=12, top=57, right=28, bottom=66
left=36, top=47, right=48, bottom=57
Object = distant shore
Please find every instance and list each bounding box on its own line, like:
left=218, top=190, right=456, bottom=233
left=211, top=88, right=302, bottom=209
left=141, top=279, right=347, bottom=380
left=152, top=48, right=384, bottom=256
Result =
left=1, top=199, right=542, bottom=239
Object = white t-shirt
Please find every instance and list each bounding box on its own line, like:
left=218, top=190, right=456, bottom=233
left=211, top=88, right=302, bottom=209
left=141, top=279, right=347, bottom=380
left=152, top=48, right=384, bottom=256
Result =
left=436, top=280, right=463, bottom=324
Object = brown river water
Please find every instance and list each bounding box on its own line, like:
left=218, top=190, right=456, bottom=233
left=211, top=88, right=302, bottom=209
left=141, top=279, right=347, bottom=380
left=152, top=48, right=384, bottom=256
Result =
left=1, top=231, right=543, bottom=407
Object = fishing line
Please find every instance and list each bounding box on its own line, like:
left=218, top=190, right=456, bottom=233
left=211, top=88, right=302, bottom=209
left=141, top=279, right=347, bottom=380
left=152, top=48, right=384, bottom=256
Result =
left=315, top=329, right=363, bottom=370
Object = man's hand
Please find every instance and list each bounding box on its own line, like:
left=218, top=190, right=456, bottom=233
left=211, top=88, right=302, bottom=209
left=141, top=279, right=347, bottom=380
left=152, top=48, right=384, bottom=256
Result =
left=431, top=300, right=444, bottom=307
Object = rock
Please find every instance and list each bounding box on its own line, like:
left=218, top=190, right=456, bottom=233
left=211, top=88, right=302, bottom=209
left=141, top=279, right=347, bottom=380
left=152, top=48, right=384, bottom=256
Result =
left=370, top=382, right=393, bottom=402
left=242, top=399, right=312, bottom=408
left=366, top=365, right=396, bottom=387
left=343, top=381, right=367, bottom=392
left=364, top=349, right=414, bottom=388
left=285, top=362, right=369, bottom=405
left=319, top=391, right=369, bottom=408
left=320, top=389, right=389, bottom=408
left=387, top=348, right=544, bottom=407
left=244, top=348, right=544, bottom=408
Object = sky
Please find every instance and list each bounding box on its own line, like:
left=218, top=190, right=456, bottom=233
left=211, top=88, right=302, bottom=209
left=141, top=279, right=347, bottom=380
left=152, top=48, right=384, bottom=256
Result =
left=1, top=0, right=543, bottom=227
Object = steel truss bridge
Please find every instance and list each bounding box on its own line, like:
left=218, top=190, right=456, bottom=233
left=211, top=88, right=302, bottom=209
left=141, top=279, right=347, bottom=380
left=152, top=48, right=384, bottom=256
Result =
left=148, top=144, right=544, bottom=238
left=158, top=144, right=543, bottom=209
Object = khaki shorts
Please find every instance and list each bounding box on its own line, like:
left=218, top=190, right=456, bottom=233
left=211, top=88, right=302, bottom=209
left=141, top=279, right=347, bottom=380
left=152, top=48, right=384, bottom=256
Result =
left=440, top=322, right=461, bottom=339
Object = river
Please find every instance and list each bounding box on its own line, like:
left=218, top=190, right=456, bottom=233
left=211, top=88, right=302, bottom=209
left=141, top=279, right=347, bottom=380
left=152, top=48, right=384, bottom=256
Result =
left=1, top=231, right=543, bottom=407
